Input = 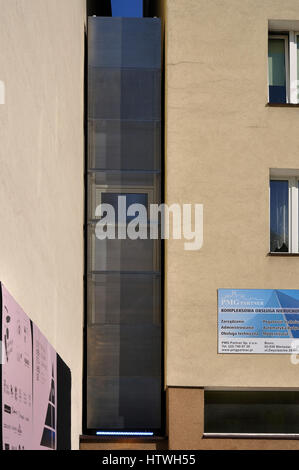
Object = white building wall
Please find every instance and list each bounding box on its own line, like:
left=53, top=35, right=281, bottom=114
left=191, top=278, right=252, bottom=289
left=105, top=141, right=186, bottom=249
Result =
left=0, top=0, right=86, bottom=449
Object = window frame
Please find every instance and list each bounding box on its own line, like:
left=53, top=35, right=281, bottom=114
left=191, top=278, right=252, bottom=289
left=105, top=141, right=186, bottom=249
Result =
left=268, top=34, right=289, bottom=103
left=268, top=31, right=299, bottom=104
left=204, top=389, right=299, bottom=437
left=90, top=186, right=160, bottom=273
left=270, top=174, right=299, bottom=253
left=95, top=186, right=155, bottom=219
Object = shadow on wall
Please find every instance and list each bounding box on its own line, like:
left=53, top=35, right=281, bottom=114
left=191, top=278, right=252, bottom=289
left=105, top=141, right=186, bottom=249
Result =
left=87, top=0, right=112, bottom=17
left=87, top=0, right=162, bottom=18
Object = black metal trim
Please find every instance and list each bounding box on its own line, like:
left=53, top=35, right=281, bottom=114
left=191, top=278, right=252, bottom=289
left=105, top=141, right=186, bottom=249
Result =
left=57, top=354, right=72, bottom=450
left=0, top=283, right=2, bottom=450
left=266, top=103, right=299, bottom=107
left=267, top=252, right=299, bottom=256
left=82, top=13, right=89, bottom=437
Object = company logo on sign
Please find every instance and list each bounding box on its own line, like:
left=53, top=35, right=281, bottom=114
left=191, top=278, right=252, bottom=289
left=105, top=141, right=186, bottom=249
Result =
left=220, top=291, right=264, bottom=308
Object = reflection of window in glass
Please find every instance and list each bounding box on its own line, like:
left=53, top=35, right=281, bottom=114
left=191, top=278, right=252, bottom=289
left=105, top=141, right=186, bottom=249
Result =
left=270, top=180, right=289, bottom=252
left=268, top=37, right=287, bottom=104
left=101, top=193, right=148, bottom=222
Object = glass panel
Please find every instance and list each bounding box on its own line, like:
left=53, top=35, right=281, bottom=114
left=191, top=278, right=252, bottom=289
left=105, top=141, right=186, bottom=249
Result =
left=88, top=120, right=161, bottom=171
left=121, top=18, right=161, bottom=67
left=87, top=273, right=161, bottom=326
left=86, top=17, right=162, bottom=432
left=205, top=391, right=299, bottom=434
left=87, top=376, right=161, bottom=430
left=268, top=38, right=286, bottom=103
left=87, top=225, right=161, bottom=272
left=87, top=324, right=161, bottom=377
left=88, top=67, right=161, bottom=121
left=270, top=180, right=289, bottom=252
left=88, top=18, right=161, bottom=69
left=88, top=67, right=122, bottom=120
left=88, top=17, right=122, bottom=68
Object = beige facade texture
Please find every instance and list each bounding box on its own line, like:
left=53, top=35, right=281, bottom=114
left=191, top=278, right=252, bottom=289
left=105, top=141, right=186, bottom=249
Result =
left=167, top=388, right=299, bottom=450
left=165, top=0, right=299, bottom=389
left=0, top=0, right=86, bottom=449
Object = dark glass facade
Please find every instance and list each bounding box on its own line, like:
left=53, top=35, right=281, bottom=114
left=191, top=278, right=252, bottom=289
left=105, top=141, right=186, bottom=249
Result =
left=86, top=17, right=162, bottom=432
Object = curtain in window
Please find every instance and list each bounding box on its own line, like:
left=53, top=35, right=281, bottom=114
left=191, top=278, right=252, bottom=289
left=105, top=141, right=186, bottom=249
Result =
left=270, top=180, right=289, bottom=252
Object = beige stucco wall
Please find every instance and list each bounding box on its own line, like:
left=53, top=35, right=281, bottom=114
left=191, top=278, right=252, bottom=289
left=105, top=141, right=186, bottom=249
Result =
left=0, top=0, right=86, bottom=448
left=166, top=0, right=299, bottom=389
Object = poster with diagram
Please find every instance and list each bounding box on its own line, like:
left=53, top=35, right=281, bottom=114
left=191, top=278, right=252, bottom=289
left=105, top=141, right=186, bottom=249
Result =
left=1, top=284, right=33, bottom=450
left=1, top=284, right=57, bottom=450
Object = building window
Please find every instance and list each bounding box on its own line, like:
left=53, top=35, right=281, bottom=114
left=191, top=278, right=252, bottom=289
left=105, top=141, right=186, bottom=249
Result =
left=268, top=31, right=299, bottom=104
left=268, top=36, right=288, bottom=103
left=270, top=170, right=299, bottom=253
left=204, top=390, right=299, bottom=436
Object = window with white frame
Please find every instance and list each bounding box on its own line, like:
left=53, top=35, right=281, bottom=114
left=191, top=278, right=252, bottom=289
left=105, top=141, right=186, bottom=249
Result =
left=270, top=170, right=299, bottom=253
left=268, top=31, right=299, bottom=104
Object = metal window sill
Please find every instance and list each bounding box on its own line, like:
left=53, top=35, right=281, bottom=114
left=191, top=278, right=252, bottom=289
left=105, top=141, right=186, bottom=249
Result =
left=267, top=252, right=299, bottom=256
left=266, top=103, right=299, bottom=107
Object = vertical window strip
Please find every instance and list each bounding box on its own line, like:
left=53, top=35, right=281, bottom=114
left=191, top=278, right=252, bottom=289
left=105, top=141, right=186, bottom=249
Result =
left=289, top=31, right=297, bottom=104
left=270, top=177, right=299, bottom=254
left=268, top=35, right=288, bottom=104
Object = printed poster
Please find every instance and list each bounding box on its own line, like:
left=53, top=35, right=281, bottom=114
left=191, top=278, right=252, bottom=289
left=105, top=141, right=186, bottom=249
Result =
left=218, top=289, right=299, bottom=354
left=1, top=284, right=57, bottom=450
left=1, top=285, right=32, bottom=450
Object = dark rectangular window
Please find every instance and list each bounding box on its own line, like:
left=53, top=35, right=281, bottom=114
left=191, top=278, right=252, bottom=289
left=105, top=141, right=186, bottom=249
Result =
left=85, top=17, right=162, bottom=434
left=205, top=391, right=299, bottom=434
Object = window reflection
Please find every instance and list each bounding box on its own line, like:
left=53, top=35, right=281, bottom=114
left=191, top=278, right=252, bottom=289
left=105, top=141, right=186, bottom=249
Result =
left=101, top=193, right=148, bottom=222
